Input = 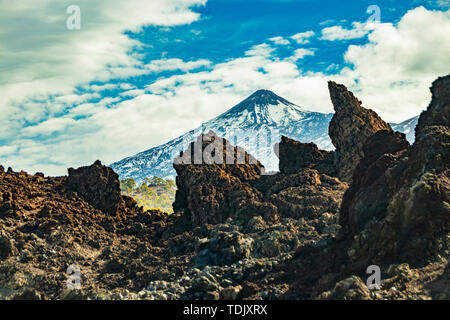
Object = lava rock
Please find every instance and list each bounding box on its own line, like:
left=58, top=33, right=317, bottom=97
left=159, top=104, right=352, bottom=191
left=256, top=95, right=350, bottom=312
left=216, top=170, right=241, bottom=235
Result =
left=328, top=81, right=392, bottom=182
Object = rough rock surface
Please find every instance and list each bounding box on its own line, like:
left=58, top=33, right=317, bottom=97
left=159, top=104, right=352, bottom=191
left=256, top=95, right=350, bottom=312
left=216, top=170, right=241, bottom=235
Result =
left=276, top=136, right=335, bottom=176
left=338, top=75, right=450, bottom=268
left=173, top=131, right=275, bottom=225
left=65, top=160, right=130, bottom=216
left=278, top=76, right=449, bottom=300
left=328, top=81, right=393, bottom=182
left=415, top=75, right=450, bottom=136
left=339, top=130, right=410, bottom=234
left=173, top=131, right=347, bottom=227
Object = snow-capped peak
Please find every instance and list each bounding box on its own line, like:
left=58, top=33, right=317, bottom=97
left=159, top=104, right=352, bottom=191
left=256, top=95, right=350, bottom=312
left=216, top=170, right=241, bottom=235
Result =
left=212, top=89, right=306, bottom=127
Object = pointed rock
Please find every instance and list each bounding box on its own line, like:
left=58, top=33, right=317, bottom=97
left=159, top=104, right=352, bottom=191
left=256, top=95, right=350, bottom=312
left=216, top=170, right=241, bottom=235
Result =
left=328, top=81, right=392, bottom=182
left=338, top=75, right=450, bottom=266
left=415, top=75, right=450, bottom=139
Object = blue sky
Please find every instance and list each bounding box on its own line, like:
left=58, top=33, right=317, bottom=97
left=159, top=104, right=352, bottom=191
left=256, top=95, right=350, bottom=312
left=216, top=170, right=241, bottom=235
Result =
left=134, top=0, right=405, bottom=68
left=0, top=0, right=449, bottom=175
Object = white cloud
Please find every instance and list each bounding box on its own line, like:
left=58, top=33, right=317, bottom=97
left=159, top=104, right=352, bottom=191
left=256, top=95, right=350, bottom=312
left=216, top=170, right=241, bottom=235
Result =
left=268, top=36, right=290, bottom=45
left=0, top=0, right=206, bottom=139
left=290, top=48, right=315, bottom=61
left=144, top=58, right=212, bottom=73
left=290, top=31, right=315, bottom=44
left=321, top=22, right=373, bottom=41
left=119, top=89, right=146, bottom=98
left=22, top=117, right=77, bottom=137
left=427, top=0, right=450, bottom=8
left=245, top=43, right=276, bottom=57
left=0, top=146, right=18, bottom=158
left=340, top=6, right=450, bottom=121
left=319, top=20, right=335, bottom=26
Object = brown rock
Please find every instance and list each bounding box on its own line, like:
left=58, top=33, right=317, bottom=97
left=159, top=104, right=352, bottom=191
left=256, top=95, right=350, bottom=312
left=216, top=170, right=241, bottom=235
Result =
left=339, top=130, right=410, bottom=233
left=65, top=160, right=126, bottom=216
left=316, top=276, right=371, bottom=300
left=220, top=285, right=243, bottom=300
left=0, top=234, right=13, bottom=260
left=173, top=131, right=273, bottom=225
left=13, top=289, right=45, bottom=300
left=415, top=75, right=450, bottom=138
left=276, top=136, right=335, bottom=176
left=328, top=81, right=392, bottom=182
left=173, top=131, right=348, bottom=226
left=265, top=170, right=347, bottom=219
left=340, top=75, right=450, bottom=266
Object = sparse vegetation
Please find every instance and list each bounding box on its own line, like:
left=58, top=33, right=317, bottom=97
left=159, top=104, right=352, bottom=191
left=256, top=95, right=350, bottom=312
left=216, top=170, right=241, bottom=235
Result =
left=120, top=176, right=176, bottom=213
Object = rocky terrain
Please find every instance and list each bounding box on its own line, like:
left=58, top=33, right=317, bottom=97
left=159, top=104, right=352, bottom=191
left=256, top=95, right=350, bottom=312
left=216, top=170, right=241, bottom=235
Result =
left=0, top=76, right=448, bottom=300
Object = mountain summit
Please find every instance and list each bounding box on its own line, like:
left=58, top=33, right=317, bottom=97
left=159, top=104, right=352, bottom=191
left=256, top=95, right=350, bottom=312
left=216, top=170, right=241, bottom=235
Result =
left=110, top=89, right=417, bottom=181
left=229, top=89, right=300, bottom=113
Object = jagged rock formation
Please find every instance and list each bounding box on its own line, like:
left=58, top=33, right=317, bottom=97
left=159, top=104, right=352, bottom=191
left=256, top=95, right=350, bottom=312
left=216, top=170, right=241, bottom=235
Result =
left=282, top=76, right=449, bottom=300
left=415, top=76, right=450, bottom=135
left=339, top=75, right=450, bottom=267
left=172, top=131, right=277, bottom=225
left=173, top=131, right=348, bottom=226
left=328, top=81, right=393, bottom=182
left=252, top=171, right=347, bottom=220
left=339, top=130, right=411, bottom=234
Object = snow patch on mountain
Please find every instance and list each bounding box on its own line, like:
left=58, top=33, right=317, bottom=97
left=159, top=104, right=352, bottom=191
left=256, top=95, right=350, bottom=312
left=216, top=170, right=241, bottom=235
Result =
left=390, top=115, right=419, bottom=143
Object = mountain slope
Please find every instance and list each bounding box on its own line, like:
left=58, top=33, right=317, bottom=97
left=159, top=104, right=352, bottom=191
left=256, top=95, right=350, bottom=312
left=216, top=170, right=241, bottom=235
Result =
left=110, top=90, right=418, bottom=181
left=390, top=115, right=419, bottom=143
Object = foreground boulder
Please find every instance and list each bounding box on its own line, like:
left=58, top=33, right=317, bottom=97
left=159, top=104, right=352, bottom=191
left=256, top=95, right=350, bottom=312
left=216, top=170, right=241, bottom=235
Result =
left=173, top=131, right=275, bottom=225
left=65, top=160, right=133, bottom=216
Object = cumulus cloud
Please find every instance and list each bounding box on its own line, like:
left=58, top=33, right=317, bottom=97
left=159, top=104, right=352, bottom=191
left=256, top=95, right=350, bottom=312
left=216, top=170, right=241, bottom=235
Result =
left=340, top=6, right=450, bottom=120
left=268, top=36, right=290, bottom=45
left=290, top=48, right=315, bottom=61
left=245, top=43, right=276, bottom=57
left=0, top=0, right=206, bottom=138
left=320, top=22, right=373, bottom=41
left=290, top=31, right=315, bottom=44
